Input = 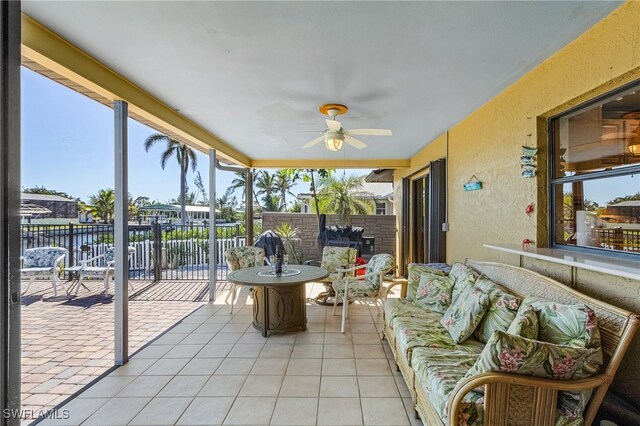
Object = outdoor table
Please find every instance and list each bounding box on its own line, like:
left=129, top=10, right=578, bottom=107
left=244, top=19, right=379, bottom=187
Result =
left=226, top=265, right=329, bottom=337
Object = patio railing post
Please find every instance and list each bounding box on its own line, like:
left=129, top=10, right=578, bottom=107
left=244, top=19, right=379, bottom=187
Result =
left=67, top=222, right=74, bottom=278
left=113, top=100, right=129, bottom=365
left=208, top=149, right=217, bottom=301
left=153, top=221, right=162, bottom=282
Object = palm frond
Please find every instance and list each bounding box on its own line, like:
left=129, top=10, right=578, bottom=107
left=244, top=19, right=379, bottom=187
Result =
left=160, top=145, right=177, bottom=170
left=143, top=134, right=171, bottom=152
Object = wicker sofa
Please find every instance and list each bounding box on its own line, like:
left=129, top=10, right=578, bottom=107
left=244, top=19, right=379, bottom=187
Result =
left=383, top=260, right=638, bottom=426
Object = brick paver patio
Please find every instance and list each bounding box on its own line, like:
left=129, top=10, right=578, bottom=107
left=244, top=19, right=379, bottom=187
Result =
left=21, top=278, right=229, bottom=421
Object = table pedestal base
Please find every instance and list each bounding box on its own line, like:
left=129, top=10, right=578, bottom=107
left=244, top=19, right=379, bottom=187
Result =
left=252, top=284, right=306, bottom=337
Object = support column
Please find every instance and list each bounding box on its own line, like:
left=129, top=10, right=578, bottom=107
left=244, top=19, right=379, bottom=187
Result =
left=113, top=100, right=129, bottom=365
left=0, top=2, right=22, bottom=423
left=246, top=169, right=254, bottom=246
left=208, top=149, right=217, bottom=301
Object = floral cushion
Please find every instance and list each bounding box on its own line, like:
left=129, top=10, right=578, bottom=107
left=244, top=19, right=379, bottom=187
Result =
left=449, top=263, right=480, bottom=303
left=22, top=247, right=67, bottom=268
left=465, top=331, right=601, bottom=380
left=411, top=347, right=483, bottom=426
left=441, top=285, right=490, bottom=343
left=413, top=273, right=455, bottom=314
left=362, top=253, right=395, bottom=290
left=320, top=246, right=357, bottom=282
left=406, top=263, right=449, bottom=301
left=507, top=304, right=539, bottom=340
left=392, top=315, right=484, bottom=363
left=520, top=297, right=601, bottom=349
left=333, top=279, right=377, bottom=298
left=225, top=246, right=265, bottom=271
left=464, top=331, right=602, bottom=421
left=472, top=276, right=521, bottom=343
left=383, top=298, right=434, bottom=325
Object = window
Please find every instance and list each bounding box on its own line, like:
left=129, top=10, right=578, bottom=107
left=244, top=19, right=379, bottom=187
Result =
left=375, top=201, right=386, bottom=215
left=550, top=82, right=640, bottom=257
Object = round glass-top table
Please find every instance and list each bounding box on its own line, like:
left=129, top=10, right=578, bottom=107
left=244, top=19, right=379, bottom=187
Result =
left=226, top=265, right=329, bottom=337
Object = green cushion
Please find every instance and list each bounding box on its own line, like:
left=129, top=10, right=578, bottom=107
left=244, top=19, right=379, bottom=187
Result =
left=383, top=298, right=433, bottom=325
left=441, top=284, right=490, bottom=343
left=507, top=304, right=539, bottom=340
left=411, top=347, right=484, bottom=425
left=465, top=330, right=602, bottom=380
left=449, top=262, right=480, bottom=303
left=464, top=330, right=603, bottom=420
left=413, top=272, right=455, bottom=314
left=406, top=263, right=446, bottom=301
left=521, top=297, right=601, bottom=349
left=391, top=315, right=483, bottom=363
left=473, top=276, right=521, bottom=344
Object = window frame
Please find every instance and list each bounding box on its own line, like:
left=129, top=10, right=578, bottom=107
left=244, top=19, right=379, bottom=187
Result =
left=375, top=201, right=386, bottom=215
left=548, top=79, right=640, bottom=261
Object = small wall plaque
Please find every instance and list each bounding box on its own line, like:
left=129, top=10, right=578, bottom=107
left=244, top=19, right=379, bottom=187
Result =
left=463, top=175, right=482, bottom=192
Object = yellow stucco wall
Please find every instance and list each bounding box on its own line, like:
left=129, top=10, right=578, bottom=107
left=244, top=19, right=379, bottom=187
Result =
left=394, top=0, right=640, bottom=409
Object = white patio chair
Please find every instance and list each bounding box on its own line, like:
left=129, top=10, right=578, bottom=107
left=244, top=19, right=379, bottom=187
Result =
left=71, top=247, right=136, bottom=296
left=332, top=253, right=395, bottom=333
left=21, top=247, right=68, bottom=297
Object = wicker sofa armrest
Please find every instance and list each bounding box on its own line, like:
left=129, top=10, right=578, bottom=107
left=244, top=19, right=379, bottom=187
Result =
left=384, top=277, right=408, bottom=299
left=447, top=372, right=610, bottom=426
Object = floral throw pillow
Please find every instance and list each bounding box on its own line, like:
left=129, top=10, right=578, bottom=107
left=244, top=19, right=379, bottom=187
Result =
left=406, top=263, right=447, bottom=301
left=473, top=276, right=521, bottom=344
left=440, top=284, right=489, bottom=343
left=449, top=263, right=479, bottom=303
left=507, top=305, right=539, bottom=340
left=413, top=273, right=455, bottom=314
left=521, top=297, right=601, bottom=349
left=465, top=331, right=602, bottom=382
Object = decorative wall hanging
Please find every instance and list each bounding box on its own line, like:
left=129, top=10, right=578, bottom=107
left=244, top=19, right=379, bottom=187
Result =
left=522, top=238, right=535, bottom=249
left=463, top=175, right=482, bottom=192
left=525, top=202, right=535, bottom=217
left=521, top=137, right=538, bottom=178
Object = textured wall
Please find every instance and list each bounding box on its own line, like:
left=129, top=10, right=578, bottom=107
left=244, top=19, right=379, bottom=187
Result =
left=393, top=1, right=640, bottom=411
left=262, top=212, right=397, bottom=261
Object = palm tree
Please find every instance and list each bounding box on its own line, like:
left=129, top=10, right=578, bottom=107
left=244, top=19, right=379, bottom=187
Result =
left=88, top=189, right=115, bottom=223
left=230, top=170, right=258, bottom=207
left=255, top=170, right=280, bottom=211
left=318, top=174, right=374, bottom=224
left=144, top=134, right=197, bottom=225
left=274, top=169, right=296, bottom=210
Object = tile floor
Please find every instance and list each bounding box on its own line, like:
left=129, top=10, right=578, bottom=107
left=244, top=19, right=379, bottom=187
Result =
left=38, top=285, right=422, bottom=426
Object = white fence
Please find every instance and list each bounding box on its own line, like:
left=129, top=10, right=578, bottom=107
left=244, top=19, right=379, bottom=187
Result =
left=89, top=237, right=247, bottom=275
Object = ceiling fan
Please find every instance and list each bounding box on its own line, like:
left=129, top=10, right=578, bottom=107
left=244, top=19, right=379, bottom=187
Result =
left=302, top=104, right=392, bottom=151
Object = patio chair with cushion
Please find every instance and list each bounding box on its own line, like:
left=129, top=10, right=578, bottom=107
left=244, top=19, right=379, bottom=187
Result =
left=332, top=253, right=395, bottom=333
left=70, top=247, right=136, bottom=296
left=21, top=247, right=68, bottom=297
left=225, top=246, right=265, bottom=314
left=304, top=246, right=358, bottom=305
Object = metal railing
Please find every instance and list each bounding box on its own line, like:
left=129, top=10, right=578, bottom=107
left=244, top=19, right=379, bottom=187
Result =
left=20, top=222, right=248, bottom=281
left=596, top=227, right=640, bottom=252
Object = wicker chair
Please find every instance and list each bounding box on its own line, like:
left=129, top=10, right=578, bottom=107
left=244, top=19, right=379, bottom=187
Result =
left=225, top=246, right=265, bottom=314
left=21, top=247, right=68, bottom=297
left=304, top=246, right=358, bottom=305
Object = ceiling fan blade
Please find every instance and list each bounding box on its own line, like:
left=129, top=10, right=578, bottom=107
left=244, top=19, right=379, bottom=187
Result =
left=302, top=136, right=324, bottom=149
left=344, top=135, right=367, bottom=149
left=326, top=119, right=342, bottom=131
left=345, top=128, right=392, bottom=136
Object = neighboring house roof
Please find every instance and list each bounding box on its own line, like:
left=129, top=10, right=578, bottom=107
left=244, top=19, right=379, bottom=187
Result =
left=21, top=192, right=76, bottom=202
left=296, top=182, right=393, bottom=202
left=139, top=204, right=220, bottom=213
left=365, top=169, right=394, bottom=183
left=608, top=200, right=640, bottom=207
left=20, top=203, right=52, bottom=216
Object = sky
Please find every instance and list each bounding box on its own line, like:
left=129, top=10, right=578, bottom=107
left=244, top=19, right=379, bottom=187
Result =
left=21, top=67, right=372, bottom=205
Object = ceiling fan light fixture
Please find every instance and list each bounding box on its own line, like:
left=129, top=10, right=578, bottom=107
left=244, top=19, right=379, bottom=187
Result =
left=324, top=132, right=344, bottom=151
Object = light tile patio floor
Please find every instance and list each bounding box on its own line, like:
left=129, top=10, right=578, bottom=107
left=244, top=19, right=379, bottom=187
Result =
left=21, top=279, right=218, bottom=421
left=37, top=284, right=422, bottom=426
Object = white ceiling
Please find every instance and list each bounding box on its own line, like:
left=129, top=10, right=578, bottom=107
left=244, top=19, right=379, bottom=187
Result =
left=23, top=1, right=622, bottom=162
